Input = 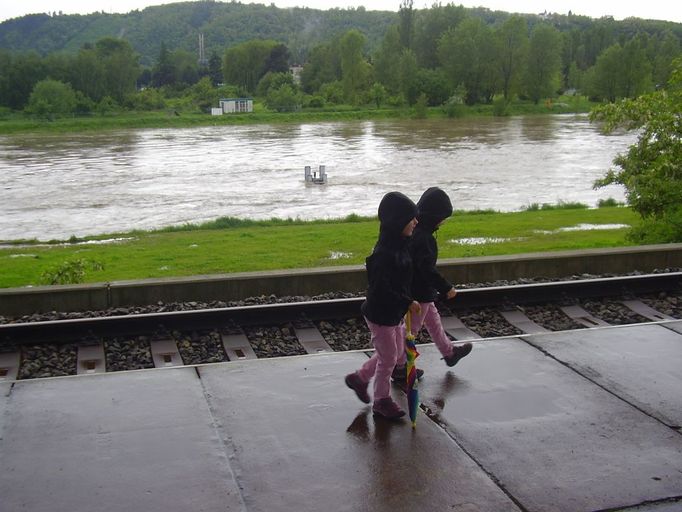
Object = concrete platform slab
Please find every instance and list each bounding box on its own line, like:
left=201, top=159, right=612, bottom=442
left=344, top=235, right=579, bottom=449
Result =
left=524, top=323, right=682, bottom=427
left=442, top=315, right=482, bottom=340
left=623, top=502, right=682, bottom=512
left=415, top=341, right=682, bottom=512
left=0, top=369, right=243, bottom=512
left=0, top=350, right=20, bottom=381
left=500, top=309, right=550, bottom=334
left=198, top=353, right=521, bottom=512
left=662, top=319, right=682, bottom=335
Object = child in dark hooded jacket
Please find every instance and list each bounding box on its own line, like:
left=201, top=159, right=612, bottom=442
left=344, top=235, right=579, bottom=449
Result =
left=345, top=191, right=421, bottom=419
left=395, top=187, right=472, bottom=373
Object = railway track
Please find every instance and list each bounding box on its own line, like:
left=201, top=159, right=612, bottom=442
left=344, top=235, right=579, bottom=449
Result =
left=1, top=272, right=681, bottom=381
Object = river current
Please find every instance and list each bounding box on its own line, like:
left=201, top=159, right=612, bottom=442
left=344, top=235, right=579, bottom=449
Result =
left=0, top=115, right=636, bottom=241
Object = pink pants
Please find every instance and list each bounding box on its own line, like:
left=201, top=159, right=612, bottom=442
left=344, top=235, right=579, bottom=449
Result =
left=357, top=318, right=403, bottom=400
left=395, top=302, right=454, bottom=367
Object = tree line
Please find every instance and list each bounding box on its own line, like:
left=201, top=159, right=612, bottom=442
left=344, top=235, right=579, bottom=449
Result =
left=1, top=2, right=680, bottom=116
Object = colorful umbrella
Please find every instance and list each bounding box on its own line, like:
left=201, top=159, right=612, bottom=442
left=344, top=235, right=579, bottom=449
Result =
left=405, top=312, right=420, bottom=428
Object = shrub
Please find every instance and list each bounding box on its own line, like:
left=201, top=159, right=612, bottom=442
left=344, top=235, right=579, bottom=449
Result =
left=25, top=79, right=77, bottom=118
left=41, top=259, right=103, bottom=285
left=597, top=197, right=621, bottom=207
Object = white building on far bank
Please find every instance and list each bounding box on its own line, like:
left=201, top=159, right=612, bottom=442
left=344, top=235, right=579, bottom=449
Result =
left=218, top=98, right=254, bottom=114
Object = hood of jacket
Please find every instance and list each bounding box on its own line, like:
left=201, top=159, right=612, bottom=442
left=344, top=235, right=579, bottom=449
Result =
left=378, top=191, right=418, bottom=241
left=416, top=187, right=453, bottom=231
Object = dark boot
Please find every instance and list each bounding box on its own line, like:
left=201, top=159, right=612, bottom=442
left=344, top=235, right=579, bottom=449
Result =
left=443, top=342, right=473, bottom=367
left=391, top=365, right=424, bottom=381
left=345, top=372, right=370, bottom=403
left=372, top=397, right=405, bottom=420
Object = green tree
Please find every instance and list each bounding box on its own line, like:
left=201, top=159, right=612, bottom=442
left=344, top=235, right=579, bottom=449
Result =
left=223, top=39, right=279, bottom=94
left=398, top=0, right=415, bottom=50
left=26, top=79, right=77, bottom=117
left=368, top=82, right=386, bottom=108
left=591, top=57, right=682, bottom=242
left=619, top=38, right=653, bottom=99
left=438, top=17, right=497, bottom=105
left=256, top=71, right=294, bottom=98
left=566, top=61, right=583, bottom=91
left=300, top=41, right=341, bottom=94
left=127, top=88, right=165, bottom=110
left=580, top=19, right=615, bottom=69
left=373, top=25, right=402, bottom=94
left=152, top=42, right=175, bottom=87
left=413, top=3, right=466, bottom=68
left=586, top=41, right=651, bottom=102
left=319, top=81, right=344, bottom=104
left=586, top=44, right=622, bottom=102
left=399, top=48, right=419, bottom=105
left=208, top=51, right=223, bottom=86
left=191, top=76, right=217, bottom=111
left=95, top=38, right=140, bottom=104
left=265, top=83, right=301, bottom=112
left=651, top=32, right=681, bottom=88
left=495, top=16, right=529, bottom=101
left=70, top=46, right=106, bottom=102
left=265, top=43, right=290, bottom=74
left=340, top=29, right=368, bottom=104
left=0, top=51, right=46, bottom=110
left=170, top=49, right=199, bottom=86
left=414, top=68, right=450, bottom=106
left=523, top=23, right=562, bottom=104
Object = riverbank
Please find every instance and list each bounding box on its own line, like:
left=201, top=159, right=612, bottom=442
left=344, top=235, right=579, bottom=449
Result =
left=0, top=205, right=638, bottom=288
left=0, top=96, right=595, bottom=134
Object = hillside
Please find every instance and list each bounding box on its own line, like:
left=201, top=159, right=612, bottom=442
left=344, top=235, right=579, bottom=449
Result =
left=0, top=1, right=397, bottom=65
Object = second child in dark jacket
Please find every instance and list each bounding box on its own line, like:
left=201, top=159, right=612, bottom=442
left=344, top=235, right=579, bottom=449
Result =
left=397, top=187, right=472, bottom=372
left=345, top=191, right=421, bottom=419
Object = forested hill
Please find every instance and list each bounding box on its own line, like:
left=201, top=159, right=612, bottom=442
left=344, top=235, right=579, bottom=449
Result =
left=2, top=0, right=681, bottom=68
left=0, top=1, right=397, bottom=65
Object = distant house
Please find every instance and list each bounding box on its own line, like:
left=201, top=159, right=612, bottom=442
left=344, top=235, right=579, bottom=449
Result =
left=219, top=98, right=253, bottom=114
left=289, top=64, right=303, bottom=85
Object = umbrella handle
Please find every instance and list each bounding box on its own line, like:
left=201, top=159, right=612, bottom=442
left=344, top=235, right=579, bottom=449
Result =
left=405, top=310, right=412, bottom=334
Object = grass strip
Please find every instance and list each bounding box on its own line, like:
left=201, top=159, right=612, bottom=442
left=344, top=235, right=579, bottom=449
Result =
left=0, top=206, right=638, bottom=289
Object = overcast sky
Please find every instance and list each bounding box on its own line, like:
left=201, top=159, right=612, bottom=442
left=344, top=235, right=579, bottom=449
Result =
left=1, top=0, right=681, bottom=24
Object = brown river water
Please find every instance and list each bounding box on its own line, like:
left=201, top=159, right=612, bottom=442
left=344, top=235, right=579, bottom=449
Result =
left=0, top=115, right=636, bottom=241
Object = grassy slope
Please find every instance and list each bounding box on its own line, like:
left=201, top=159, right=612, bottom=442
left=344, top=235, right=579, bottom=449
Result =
left=0, top=207, right=638, bottom=288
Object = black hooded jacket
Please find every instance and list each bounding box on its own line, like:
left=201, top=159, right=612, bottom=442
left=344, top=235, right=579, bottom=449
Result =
left=361, top=192, right=418, bottom=326
left=410, top=187, right=453, bottom=303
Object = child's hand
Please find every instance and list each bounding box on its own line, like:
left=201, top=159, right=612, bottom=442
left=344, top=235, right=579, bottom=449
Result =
left=446, top=287, right=457, bottom=300
left=409, top=301, right=421, bottom=315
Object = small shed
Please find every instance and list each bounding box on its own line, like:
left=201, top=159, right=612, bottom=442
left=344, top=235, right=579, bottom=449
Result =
left=219, top=98, right=253, bottom=114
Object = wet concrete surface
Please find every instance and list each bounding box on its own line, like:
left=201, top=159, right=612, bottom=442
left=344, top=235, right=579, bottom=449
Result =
left=416, top=336, right=682, bottom=512
left=523, top=322, right=682, bottom=427
left=198, top=353, right=520, bottom=512
left=0, top=369, right=244, bottom=512
left=1, top=324, right=681, bottom=511
left=663, top=319, right=682, bottom=335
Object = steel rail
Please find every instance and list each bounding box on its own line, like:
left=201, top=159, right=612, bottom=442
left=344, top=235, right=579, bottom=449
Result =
left=1, top=272, right=681, bottom=345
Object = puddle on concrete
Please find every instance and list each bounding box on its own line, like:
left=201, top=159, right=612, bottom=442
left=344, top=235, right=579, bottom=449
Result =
left=443, top=386, right=562, bottom=423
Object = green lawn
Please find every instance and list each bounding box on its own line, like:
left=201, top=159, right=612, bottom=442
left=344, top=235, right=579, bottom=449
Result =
left=0, top=206, right=639, bottom=289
